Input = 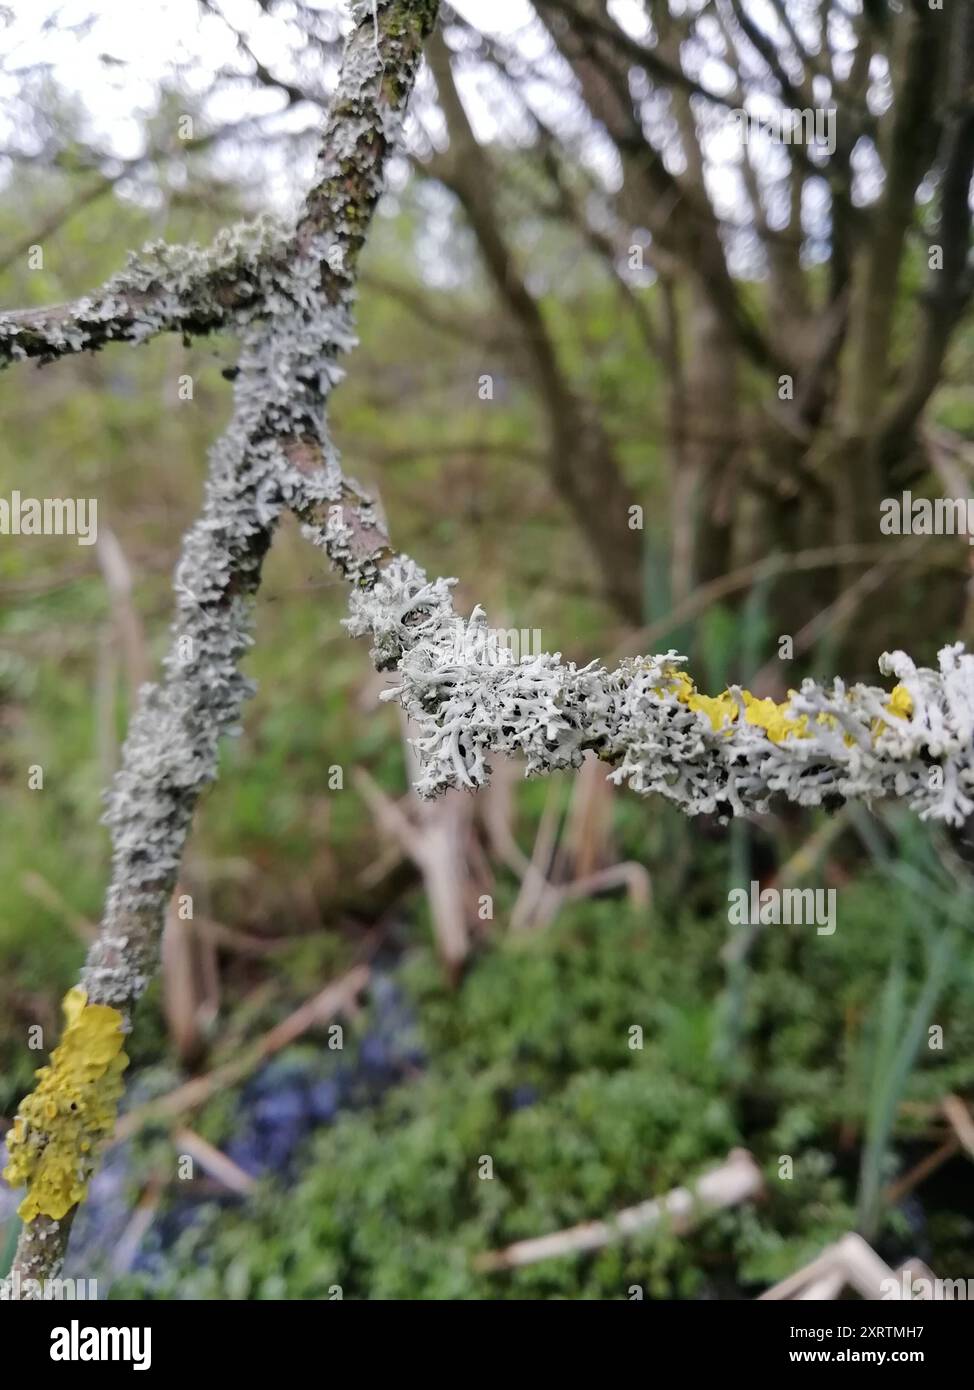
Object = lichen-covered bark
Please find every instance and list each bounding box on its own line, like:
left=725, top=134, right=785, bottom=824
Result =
left=5, top=0, right=974, bottom=1298
left=3, top=988, right=128, bottom=1223
left=7, top=0, right=439, bottom=1297
left=0, top=221, right=280, bottom=366
left=344, top=564, right=974, bottom=825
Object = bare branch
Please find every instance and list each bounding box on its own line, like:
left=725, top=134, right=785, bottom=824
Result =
left=475, top=1149, right=764, bottom=1272
left=426, top=26, right=645, bottom=622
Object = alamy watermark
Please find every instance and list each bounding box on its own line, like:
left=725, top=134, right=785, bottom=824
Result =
left=448, top=620, right=543, bottom=666
left=50, top=1319, right=151, bottom=1370
left=881, top=492, right=974, bottom=545
left=0, top=491, right=97, bottom=545
left=0, top=1272, right=98, bottom=1300
left=730, top=106, right=836, bottom=156
left=881, top=1271, right=974, bottom=1301
left=728, top=881, right=836, bottom=935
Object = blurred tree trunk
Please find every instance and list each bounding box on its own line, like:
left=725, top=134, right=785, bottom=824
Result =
left=433, top=0, right=974, bottom=657
left=426, top=27, right=645, bottom=623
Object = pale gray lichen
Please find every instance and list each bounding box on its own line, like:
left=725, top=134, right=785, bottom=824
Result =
left=83, top=233, right=373, bottom=1009
left=0, top=217, right=287, bottom=366
left=342, top=557, right=974, bottom=826
left=73, top=0, right=440, bottom=1016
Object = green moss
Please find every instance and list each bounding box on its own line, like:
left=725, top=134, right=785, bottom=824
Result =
left=111, top=882, right=974, bottom=1300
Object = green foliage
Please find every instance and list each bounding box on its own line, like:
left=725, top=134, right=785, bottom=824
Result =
left=112, top=877, right=974, bottom=1300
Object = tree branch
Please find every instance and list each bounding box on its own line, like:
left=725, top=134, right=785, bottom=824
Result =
left=0, top=222, right=279, bottom=365
left=842, top=0, right=947, bottom=435
left=5, top=0, right=439, bottom=1298
left=426, top=26, right=645, bottom=623
left=875, top=0, right=974, bottom=455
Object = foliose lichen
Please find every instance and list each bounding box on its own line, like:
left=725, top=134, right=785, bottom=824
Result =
left=80, top=1, right=437, bottom=1017
left=343, top=557, right=974, bottom=825
left=0, top=217, right=286, bottom=366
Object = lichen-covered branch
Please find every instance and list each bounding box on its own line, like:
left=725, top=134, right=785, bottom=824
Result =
left=5, top=0, right=440, bottom=1297
left=3, top=989, right=128, bottom=1224
left=0, top=221, right=282, bottom=366
left=341, top=558, right=974, bottom=826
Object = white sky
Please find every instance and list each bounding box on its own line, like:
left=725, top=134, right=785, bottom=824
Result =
left=0, top=1, right=546, bottom=155
left=0, top=0, right=593, bottom=220
left=0, top=1, right=880, bottom=280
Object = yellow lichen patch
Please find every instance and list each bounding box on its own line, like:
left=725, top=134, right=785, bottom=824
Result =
left=662, top=665, right=916, bottom=749
left=870, top=682, right=914, bottom=741
left=664, top=667, right=736, bottom=731
left=2, top=986, right=128, bottom=1222
left=687, top=690, right=739, bottom=733
left=665, top=666, right=808, bottom=741
left=661, top=667, right=695, bottom=702
left=741, top=691, right=809, bottom=744
left=886, top=684, right=913, bottom=720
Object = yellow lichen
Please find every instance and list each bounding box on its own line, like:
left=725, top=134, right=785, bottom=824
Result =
left=886, top=684, right=913, bottom=720
left=662, top=668, right=696, bottom=702
left=688, top=690, right=739, bottom=733
left=741, top=691, right=809, bottom=744
left=2, top=986, right=128, bottom=1221
left=664, top=666, right=807, bottom=741
left=870, top=682, right=914, bottom=739
left=662, top=667, right=907, bottom=746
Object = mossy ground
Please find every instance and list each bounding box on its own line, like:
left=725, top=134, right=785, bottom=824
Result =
left=104, top=877, right=974, bottom=1300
